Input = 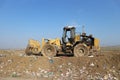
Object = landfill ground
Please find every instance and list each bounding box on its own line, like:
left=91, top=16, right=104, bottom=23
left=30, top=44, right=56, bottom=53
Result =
left=0, top=48, right=120, bottom=80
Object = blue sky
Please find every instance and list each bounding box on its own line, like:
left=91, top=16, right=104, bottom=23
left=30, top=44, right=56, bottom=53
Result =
left=0, top=0, right=120, bottom=49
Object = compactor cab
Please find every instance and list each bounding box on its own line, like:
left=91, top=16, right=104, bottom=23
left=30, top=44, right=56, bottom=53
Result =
left=62, top=27, right=76, bottom=52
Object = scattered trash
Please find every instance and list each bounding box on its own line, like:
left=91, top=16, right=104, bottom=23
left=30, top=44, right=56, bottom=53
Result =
left=68, top=62, right=72, bottom=65
left=88, top=55, right=94, bottom=57
left=49, top=59, right=54, bottom=63
left=90, top=62, right=95, bottom=67
left=0, top=50, right=119, bottom=80
left=0, top=54, right=6, bottom=57
left=11, top=72, right=19, bottom=77
left=19, top=53, right=25, bottom=57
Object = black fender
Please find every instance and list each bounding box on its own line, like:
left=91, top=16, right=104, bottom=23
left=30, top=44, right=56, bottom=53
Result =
left=73, top=41, right=82, bottom=47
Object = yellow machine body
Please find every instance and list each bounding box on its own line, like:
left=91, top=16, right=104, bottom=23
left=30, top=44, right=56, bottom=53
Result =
left=25, top=26, right=100, bottom=57
left=25, top=38, right=61, bottom=55
left=94, top=38, right=100, bottom=51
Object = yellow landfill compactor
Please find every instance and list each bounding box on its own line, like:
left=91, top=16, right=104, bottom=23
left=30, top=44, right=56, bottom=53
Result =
left=25, top=26, right=100, bottom=57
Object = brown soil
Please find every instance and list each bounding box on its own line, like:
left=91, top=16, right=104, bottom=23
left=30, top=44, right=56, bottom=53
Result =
left=0, top=50, right=120, bottom=80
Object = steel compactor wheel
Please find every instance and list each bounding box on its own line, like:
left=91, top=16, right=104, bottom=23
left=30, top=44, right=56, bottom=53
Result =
left=74, top=43, right=88, bottom=57
left=42, top=44, right=57, bottom=57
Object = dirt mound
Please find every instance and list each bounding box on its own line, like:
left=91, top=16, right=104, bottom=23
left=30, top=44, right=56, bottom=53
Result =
left=0, top=50, right=120, bottom=80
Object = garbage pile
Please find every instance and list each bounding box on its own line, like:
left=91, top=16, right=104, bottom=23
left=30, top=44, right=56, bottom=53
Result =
left=0, top=50, right=120, bottom=80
